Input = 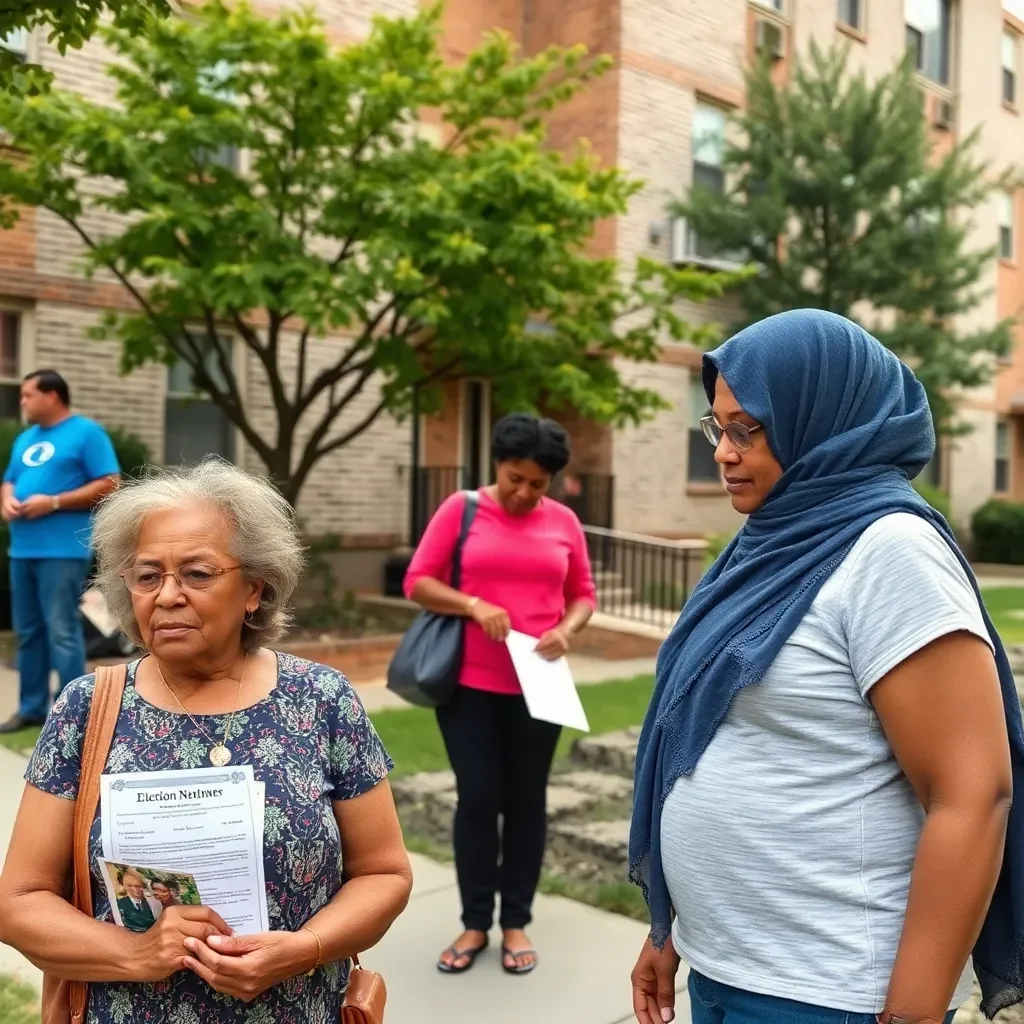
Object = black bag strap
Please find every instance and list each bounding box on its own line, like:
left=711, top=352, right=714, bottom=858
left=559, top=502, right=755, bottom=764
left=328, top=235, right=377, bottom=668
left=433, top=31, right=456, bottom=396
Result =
left=450, top=490, right=480, bottom=592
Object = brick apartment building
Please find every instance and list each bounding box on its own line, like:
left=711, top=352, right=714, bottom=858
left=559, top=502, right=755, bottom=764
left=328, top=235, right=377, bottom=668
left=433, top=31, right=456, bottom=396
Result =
left=0, top=0, right=1021, bottom=582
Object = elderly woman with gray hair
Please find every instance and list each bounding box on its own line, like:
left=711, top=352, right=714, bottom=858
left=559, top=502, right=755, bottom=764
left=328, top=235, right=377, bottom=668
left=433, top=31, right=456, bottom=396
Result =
left=0, top=459, right=411, bottom=1024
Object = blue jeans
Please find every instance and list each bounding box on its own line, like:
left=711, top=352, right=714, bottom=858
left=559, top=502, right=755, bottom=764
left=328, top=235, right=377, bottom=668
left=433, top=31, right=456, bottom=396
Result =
left=687, top=971, right=959, bottom=1024
left=10, top=557, right=88, bottom=721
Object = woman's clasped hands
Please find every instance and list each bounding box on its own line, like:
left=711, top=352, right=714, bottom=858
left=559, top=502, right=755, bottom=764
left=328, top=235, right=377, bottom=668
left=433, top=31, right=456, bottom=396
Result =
left=133, top=905, right=319, bottom=1002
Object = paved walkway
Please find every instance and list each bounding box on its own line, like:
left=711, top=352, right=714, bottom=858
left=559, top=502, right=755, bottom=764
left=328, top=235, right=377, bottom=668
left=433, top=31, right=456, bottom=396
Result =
left=0, top=661, right=685, bottom=1024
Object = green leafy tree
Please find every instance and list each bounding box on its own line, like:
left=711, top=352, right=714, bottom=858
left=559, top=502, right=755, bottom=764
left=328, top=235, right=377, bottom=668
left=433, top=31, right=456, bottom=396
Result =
left=678, top=43, right=1014, bottom=431
left=0, top=0, right=171, bottom=87
left=0, top=1, right=737, bottom=505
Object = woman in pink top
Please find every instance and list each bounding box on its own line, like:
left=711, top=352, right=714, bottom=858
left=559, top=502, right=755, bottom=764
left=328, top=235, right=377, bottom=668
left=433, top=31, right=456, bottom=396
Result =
left=404, top=414, right=597, bottom=977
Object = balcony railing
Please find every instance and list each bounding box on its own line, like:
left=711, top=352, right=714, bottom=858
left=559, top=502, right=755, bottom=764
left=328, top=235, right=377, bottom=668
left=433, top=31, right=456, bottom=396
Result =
left=584, top=526, right=709, bottom=630
left=557, top=472, right=614, bottom=530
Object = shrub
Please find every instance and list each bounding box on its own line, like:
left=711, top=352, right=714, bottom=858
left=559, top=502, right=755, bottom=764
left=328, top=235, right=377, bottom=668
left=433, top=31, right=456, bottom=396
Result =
left=703, top=531, right=735, bottom=572
left=106, top=424, right=152, bottom=478
left=971, top=500, right=1024, bottom=565
left=913, top=480, right=952, bottom=522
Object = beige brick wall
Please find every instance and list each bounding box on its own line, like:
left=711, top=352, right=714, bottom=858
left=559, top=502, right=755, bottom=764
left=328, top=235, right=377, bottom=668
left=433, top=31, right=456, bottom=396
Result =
left=609, top=15, right=746, bottom=534
left=33, top=302, right=165, bottom=458
left=10, top=0, right=1020, bottom=545
left=612, top=359, right=744, bottom=536
left=311, top=0, right=419, bottom=39
left=621, top=0, right=747, bottom=82
left=610, top=0, right=1021, bottom=536
left=238, top=334, right=410, bottom=537
left=21, top=2, right=414, bottom=541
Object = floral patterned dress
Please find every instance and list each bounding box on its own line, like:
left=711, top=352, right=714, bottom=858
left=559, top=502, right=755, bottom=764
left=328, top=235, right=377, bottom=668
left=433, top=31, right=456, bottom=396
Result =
left=25, top=653, right=394, bottom=1024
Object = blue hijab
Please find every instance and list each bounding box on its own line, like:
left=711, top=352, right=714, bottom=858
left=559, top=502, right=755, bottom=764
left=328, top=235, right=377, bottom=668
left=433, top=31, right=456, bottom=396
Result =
left=628, top=309, right=1024, bottom=1018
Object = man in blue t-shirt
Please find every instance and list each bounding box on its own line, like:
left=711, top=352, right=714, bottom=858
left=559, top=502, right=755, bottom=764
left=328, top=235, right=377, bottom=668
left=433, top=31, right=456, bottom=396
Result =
left=0, top=370, right=120, bottom=732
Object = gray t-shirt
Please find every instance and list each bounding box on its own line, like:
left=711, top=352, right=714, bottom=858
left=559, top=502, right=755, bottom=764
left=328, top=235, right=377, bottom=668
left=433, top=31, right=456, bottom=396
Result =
left=661, top=513, right=991, bottom=1013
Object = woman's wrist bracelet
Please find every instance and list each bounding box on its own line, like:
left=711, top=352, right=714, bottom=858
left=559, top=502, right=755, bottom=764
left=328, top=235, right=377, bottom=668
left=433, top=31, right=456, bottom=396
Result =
left=301, top=926, right=323, bottom=975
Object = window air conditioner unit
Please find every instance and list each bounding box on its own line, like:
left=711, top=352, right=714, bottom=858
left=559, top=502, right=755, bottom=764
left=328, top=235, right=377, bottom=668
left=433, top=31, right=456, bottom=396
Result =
left=933, top=98, right=954, bottom=130
left=670, top=217, right=746, bottom=271
left=670, top=217, right=696, bottom=265
left=754, top=18, right=786, bottom=61
left=1, top=28, right=27, bottom=60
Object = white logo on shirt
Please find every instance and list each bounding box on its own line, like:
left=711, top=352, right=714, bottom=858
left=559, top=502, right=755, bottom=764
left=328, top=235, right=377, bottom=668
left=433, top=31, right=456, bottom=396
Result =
left=22, top=441, right=55, bottom=468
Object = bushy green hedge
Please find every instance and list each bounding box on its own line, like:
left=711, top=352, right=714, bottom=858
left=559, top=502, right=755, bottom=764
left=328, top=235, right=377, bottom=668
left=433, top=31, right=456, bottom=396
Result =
left=971, top=499, right=1024, bottom=565
left=0, top=419, right=152, bottom=628
left=913, top=480, right=952, bottom=523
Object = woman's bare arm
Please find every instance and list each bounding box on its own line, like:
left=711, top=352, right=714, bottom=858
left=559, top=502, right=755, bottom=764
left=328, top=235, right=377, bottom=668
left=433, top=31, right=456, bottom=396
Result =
left=871, top=631, right=1012, bottom=1023
left=409, top=575, right=476, bottom=617
left=0, top=785, right=141, bottom=979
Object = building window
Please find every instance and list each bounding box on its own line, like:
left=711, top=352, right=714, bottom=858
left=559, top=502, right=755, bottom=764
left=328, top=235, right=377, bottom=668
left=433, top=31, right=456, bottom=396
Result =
left=905, top=0, right=951, bottom=85
left=1000, top=190, right=1016, bottom=261
left=996, top=420, right=1011, bottom=493
left=197, top=61, right=239, bottom=172
left=752, top=0, right=784, bottom=10
left=838, top=0, right=862, bottom=30
left=688, top=374, right=719, bottom=483
left=0, top=312, right=21, bottom=420
left=691, top=102, right=728, bottom=262
left=1004, top=30, right=1018, bottom=105
left=164, top=337, right=235, bottom=466
left=0, top=28, right=27, bottom=62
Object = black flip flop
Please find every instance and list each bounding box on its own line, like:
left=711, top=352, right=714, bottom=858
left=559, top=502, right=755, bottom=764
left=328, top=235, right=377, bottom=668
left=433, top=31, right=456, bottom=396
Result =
left=501, top=946, right=538, bottom=975
left=437, top=937, right=489, bottom=974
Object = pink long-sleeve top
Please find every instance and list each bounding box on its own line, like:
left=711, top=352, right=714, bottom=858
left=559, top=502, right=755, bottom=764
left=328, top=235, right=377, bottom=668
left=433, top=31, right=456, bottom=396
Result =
left=404, top=489, right=598, bottom=695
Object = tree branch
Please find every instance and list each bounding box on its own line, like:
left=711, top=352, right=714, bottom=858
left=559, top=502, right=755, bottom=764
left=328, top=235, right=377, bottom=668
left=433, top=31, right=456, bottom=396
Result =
left=316, top=357, right=463, bottom=461
left=294, top=322, right=312, bottom=404
left=296, top=292, right=424, bottom=417
left=288, top=355, right=461, bottom=501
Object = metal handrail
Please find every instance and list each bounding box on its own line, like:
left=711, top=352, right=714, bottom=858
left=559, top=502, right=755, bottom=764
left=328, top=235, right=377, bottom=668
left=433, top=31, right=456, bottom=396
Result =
left=583, top=525, right=710, bottom=551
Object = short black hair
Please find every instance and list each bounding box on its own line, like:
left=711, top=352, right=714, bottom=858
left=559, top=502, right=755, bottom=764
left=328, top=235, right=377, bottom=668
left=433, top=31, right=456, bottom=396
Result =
left=24, top=369, right=70, bottom=406
left=491, top=413, right=571, bottom=475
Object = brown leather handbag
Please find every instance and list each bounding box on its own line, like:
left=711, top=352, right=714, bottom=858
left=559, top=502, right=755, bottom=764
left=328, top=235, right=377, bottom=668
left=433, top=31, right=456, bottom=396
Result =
left=340, top=956, right=387, bottom=1024
left=42, top=663, right=128, bottom=1024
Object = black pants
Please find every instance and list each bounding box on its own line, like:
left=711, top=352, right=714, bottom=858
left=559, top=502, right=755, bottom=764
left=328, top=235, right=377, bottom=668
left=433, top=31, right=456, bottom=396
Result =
left=435, top=685, right=561, bottom=931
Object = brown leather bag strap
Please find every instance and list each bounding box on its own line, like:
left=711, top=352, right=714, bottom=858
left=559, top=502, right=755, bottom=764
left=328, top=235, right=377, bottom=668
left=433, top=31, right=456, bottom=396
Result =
left=68, top=663, right=127, bottom=1022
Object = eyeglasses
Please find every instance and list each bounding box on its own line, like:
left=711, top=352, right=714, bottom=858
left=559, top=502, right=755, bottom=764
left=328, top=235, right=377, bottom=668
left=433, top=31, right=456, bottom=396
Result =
left=121, top=563, right=242, bottom=596
left=700, top=415, right=764, bottom=453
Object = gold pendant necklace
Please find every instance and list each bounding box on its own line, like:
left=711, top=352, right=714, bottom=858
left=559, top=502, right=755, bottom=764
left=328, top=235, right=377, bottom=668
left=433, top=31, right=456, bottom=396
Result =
left=155, top=654, right=248, bottom=766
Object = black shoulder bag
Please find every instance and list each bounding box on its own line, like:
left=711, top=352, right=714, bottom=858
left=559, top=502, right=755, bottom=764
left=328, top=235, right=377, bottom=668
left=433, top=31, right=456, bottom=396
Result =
left=386, top=491, right=480, bottom=708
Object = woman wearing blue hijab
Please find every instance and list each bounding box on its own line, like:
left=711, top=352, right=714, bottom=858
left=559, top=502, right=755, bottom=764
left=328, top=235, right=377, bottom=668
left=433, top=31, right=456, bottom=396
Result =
left=628, top=310, right=1021, bottom=1024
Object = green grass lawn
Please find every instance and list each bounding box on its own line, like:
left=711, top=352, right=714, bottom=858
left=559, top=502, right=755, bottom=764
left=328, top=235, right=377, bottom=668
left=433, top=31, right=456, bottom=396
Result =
left=978, top=586, right=1024, bottom=645
left=0, top=724, right=40, bottom=756
left=371, top=675, right=654, bottom=778
left=0, top=974, right=39, bottom=1024
left=0, top=583, right=1020, bottom=764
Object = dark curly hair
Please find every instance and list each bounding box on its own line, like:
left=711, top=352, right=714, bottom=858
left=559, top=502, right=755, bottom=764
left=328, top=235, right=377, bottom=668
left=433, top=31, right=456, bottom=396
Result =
left=491, top=413, right=571, bottom=475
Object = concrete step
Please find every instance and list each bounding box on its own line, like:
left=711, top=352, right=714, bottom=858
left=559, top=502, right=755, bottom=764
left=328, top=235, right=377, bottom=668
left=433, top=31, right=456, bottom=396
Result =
left=392, top=771, right=608, bottom=848
left=391, top=749, right=640, bottom=886
left=548, top=818, right=631, bottom=881
left=570, top=728, right=641, bottom=779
